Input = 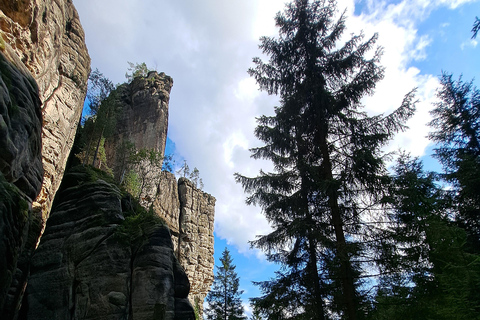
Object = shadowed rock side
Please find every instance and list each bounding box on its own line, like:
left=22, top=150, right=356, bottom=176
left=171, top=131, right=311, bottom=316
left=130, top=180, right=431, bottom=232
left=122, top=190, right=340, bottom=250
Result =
left=22, top=167, right=195, bottom=320
left=0, top=51, right=43, bottom=319
left=0, top=0, right=91, bottom=221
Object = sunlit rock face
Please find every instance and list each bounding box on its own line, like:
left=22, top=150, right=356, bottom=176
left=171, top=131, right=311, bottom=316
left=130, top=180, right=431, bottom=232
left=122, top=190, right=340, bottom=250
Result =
left=0, top=2, right=89, bottom=317
left=104, top=73, right=216, bottom=312
left=0, top=0, right=91, bottom=222
left=177, top=178, right=215, bottom=314
left=0, top=51, right=43, bottom=319
left=23, top=167, right=195, bottom=320
left=153, top=174, right=216, bottom=312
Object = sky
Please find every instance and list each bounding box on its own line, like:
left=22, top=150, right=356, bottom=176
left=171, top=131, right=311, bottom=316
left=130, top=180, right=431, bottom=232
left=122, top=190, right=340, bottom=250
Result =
left=74, top=0, right=480, bottom=315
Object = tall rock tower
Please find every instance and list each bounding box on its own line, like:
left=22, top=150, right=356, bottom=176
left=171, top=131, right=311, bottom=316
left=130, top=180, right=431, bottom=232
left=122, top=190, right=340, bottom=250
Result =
left=104, top=72, right=215, bottom=312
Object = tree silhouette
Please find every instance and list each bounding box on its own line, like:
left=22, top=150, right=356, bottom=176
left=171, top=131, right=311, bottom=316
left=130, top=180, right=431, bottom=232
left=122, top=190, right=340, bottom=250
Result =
left=205, top=248, right=246, bottom=320
left=236, top=0, right=415, bottom=319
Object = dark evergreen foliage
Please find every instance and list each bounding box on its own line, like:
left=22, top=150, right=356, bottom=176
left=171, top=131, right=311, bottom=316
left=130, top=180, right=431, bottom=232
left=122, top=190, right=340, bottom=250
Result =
left=235, top=1, right=416, bottom=319
left=205, top=248, right=246, bottom=320
left=473, top=16, right=480, bottom=39
left=373, top=154, right=480, bottom=319
left=429, top=72, right=480, bottom=252
left=80, top=69, right=119, bottom=169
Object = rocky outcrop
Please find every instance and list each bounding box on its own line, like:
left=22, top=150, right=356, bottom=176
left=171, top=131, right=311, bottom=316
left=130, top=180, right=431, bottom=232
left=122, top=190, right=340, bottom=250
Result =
left=177, top=178, right=215, bottom=312
left=0, top=0, right=91, bottom=221
left=105, top=71, right=172, bottom=181
left=153, top=174, right=216, bottom=311
left=103, top=72, right=215, bottom=311
left=0, top=51, right=43, bottom=319
left=0, top=1, right=89, bottom=317
left=22, top=166, right=195, bottom=320
left=153, top=171, right=181, bottom=238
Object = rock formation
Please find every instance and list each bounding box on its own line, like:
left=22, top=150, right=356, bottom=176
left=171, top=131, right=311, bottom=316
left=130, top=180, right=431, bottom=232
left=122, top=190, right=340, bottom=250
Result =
left=177, top=178, right=215, bottom=312
left=153, top=174, right=216, bottom=310
left=22, top=166, right=194, bottom=320
left=0, top=0, right=91, bottom=222
left=0, top=50, right=43, bottom=319
left=0, top=1, right=89, bottom=317
left=105, top=71, right=172, bottom=182
left=105, top=74, right=216, bottom=311
left=0, top=0, right=214, bottom=318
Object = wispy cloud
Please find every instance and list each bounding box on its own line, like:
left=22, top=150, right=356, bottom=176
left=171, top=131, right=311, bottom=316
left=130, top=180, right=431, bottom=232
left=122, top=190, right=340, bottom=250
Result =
left=461, top=38, right=479, bottom=50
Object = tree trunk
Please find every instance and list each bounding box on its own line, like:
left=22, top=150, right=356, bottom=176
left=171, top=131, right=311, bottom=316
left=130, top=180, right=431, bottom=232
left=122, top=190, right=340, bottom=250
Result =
left=92, top=126, right=105, bottom=168
left=318, top=134, right=358, bottom=320
left=307, top=235, right=326, bottom=320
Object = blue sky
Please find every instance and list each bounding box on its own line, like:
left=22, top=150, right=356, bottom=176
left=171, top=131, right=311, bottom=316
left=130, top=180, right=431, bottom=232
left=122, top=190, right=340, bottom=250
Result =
left=74, top=0, right=479, bottom=315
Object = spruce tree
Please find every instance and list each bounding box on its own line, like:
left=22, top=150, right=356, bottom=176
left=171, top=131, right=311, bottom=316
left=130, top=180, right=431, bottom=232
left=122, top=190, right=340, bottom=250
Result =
left=235, top=0, right=416, bottom=319
left=373, top=154, right=480, bottom=319
left=429, top=72, right=480, bottom=252
left=205, top=248, right=246, bottom=320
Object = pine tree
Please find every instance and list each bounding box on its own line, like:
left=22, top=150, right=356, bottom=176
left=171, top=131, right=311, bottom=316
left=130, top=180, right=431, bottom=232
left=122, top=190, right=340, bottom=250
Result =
left=373, top=154, right=480, bottom=319
left=472, top=16, right=480, bottom=39
left=235, top=1, right=415, bottom=319
left=205, top=248, right=246, bottom=320
left=429, top=72, right=480, bottom=252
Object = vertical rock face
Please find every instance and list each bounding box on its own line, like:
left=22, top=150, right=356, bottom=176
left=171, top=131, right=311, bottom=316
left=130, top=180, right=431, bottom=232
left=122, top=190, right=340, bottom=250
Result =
left=0, top=51, right=43, bottom=319
left=0, top=0, right=91, bottom=221
left=152, top=174, right=216, bottom=311
left=0, top=1, right=89, bottom=317
left=23, top=167, right=195, bottom=320
left=178, top=178, right=215, bottom=312
left=105, top=71, right=173, bottom=181
left=153, top=171, right=181, bottom=237
left=0, top=51, right=43, bottom=200
left=104, top=73, right=216, bottom=311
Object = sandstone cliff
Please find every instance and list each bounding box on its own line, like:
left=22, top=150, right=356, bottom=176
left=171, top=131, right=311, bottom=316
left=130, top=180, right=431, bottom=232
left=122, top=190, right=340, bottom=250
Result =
left=0, top=50, right=43, bottom=319
left=105, top=71, right=172, bottom=183
left=104, top=74, right=216, bottom=310
left=0, top=0, right=91, bottom=221
left=153, top=174, right=215, bottom=311
left=22, top=166, right=194, bottom=320
left=0, top=1, right=215, bottom=319
left=0, top=1, right=89, bottom=317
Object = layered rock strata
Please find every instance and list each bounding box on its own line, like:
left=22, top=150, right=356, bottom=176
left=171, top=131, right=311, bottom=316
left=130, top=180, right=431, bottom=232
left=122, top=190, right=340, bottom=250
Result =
left=0, top=0, right=91, bottom=221
left=104, top=73, right=216, bottom=310
left=23, top=167, right=195, bottom=320
left=0, top=51, right=43, bottom=319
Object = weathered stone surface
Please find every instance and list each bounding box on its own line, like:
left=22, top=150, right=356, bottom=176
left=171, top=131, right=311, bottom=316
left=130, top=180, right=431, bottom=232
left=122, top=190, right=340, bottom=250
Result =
left=102, top=70, right=215, bottom=313
left=105, top=71, right=172, bottom=181
left=0, top=52, right=43, bottom=200
left=0, top=0, right=91, bottom=221
left=178, top=178, right=215, bottom=313
left=23, top=167, right=195, bottom=320
left=153, top=171, right=181, bottom=236
left=0, top=51, right=43, bottom=319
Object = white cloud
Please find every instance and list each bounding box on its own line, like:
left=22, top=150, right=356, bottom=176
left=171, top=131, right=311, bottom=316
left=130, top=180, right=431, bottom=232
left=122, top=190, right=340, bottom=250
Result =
left=73, top=0, right=474, bottom=257
left=461, top=38, right=479, bottom=50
